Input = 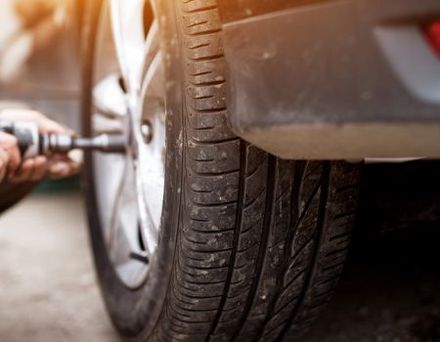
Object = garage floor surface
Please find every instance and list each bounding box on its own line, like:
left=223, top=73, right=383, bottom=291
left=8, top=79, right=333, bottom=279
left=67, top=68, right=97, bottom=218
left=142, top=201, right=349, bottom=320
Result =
left=0, top=191, right=439, bottom=342
left=0, top=192, right=118, bottom=342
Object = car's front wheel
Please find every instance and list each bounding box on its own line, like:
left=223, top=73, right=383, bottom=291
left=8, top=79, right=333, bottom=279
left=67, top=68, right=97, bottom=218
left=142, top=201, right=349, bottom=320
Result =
left=81, top=0, right=361, bottom=340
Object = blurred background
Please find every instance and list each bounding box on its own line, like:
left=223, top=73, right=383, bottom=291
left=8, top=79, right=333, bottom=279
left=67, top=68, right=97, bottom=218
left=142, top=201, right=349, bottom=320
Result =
left=0, top=1, right=440, bottom=341
left=0, top=0, right=82, bottom=130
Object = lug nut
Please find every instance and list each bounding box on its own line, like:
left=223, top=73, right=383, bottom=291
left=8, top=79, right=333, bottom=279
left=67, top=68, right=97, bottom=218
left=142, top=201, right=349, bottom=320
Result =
left=141, top=121, right=153, bottom=144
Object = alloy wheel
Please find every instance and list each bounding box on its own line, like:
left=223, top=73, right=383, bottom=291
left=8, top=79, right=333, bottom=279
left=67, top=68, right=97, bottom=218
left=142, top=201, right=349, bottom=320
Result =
left=91, top=0, right=165, bottom=289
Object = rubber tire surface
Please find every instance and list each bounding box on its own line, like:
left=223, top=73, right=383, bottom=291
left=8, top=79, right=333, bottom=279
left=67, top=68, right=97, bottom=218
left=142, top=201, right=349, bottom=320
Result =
left=82, top=0, right=361, bottom=341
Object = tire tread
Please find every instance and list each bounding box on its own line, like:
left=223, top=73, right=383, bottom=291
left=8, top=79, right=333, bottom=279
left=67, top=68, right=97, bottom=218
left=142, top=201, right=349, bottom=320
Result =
left=151, top=1, right=361, bottom=341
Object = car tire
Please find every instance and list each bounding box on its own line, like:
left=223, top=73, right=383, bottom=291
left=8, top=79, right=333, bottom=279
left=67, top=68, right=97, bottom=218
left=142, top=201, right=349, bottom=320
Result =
left=81, top=0, right=362, bottom=340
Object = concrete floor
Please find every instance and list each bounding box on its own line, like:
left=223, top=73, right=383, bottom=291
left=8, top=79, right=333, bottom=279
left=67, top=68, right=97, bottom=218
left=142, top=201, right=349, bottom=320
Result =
left=0, top=192, right=118, bottom=342
left=0, top=191, right=439, bottom=342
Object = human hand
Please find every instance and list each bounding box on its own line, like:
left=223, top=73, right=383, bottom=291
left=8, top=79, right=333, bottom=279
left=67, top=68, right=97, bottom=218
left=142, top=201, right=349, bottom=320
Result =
left=0, top=132, right=21, bottom=183
left=0, top=109, right=81, bottom=183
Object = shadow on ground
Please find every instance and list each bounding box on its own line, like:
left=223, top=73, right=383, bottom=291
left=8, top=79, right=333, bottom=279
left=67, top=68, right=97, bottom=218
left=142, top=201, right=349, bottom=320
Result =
left=304, top=224, right=440, bottom=342
left=304, top=162, right=440, bottom=342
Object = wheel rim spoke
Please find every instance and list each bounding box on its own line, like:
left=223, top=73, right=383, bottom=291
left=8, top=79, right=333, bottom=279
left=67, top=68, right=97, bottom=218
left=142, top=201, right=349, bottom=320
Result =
left=135, top=164, right=159, bottom=255
left=92, top=115, right=123, bottom=134
left=141, top=20, right=160, bottom=86
left=93, top=153, right=127, bottom=245
left=141, top=51, right=165, bottom=121
left=93, top=74, right=128, bottom=119
left=92, top=73, right=127, bottom=134
left=108, top=161, right=140, bottom=261
left=109, top=0, right=147, bottom=94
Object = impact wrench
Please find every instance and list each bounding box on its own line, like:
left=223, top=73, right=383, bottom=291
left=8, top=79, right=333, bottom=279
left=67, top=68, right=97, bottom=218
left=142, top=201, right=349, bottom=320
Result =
left=0, top=120, right=126, bottom=158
